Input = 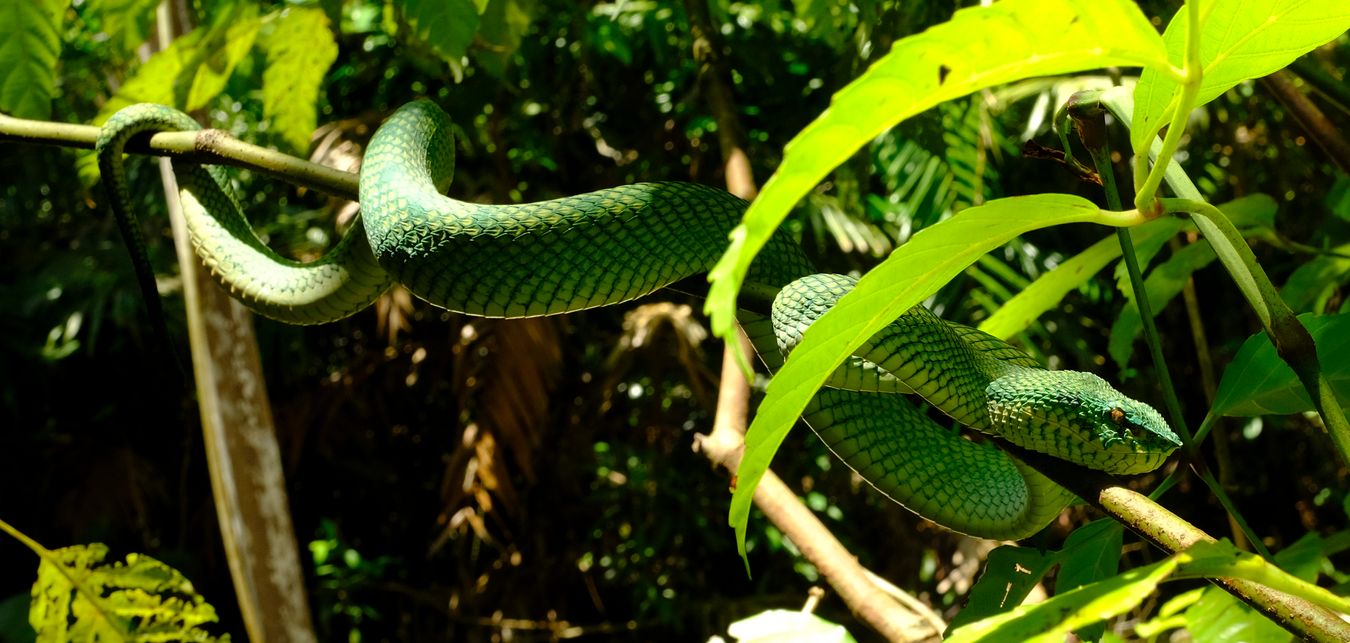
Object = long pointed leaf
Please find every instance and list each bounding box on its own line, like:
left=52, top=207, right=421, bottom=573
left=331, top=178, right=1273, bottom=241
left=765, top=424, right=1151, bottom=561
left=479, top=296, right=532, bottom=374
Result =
left=705, top=0, right=1167, bottom=351
left=730, top=195, right=1145, bottom=564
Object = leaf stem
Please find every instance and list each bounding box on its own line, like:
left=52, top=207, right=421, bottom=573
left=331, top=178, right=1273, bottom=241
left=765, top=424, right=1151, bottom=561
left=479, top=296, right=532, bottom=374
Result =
left=1133, top=0, right=1203, bottom=213
left=0, top=516, right=51, bottom=557
left=1161, top=197, right=1350, bottom=467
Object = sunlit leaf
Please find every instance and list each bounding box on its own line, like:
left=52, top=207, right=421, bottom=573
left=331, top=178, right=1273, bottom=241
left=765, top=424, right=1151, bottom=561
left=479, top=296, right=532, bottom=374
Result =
left=705, top=0, right=1168, bottom=355
left=946, top=546, right=1058, bottom=634
left=1176, top=537, right=1347, bottom=640
left=1131, top=0, right=1350, bottom=150
left=1212, top=313, right=1350, bottom=416
left=979, top=217, right=1183, bottom=340
left=30, top=543, right=228, bottom=642
left=1055, top=520, right=1125, bottom=642
left=729, top=195, right=1142, bottom=566
left=78, top=6, right=262, bottom=186
left=262, top=7, right=339, bottom=154
left=0, top=0, right=63, bottom=119
left=948, top=556, right=1178, bottom=642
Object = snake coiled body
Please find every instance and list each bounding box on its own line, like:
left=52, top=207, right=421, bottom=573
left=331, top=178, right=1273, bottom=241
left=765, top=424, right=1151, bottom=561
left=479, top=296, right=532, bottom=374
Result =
left=98, top=100, right=1180, bottom=540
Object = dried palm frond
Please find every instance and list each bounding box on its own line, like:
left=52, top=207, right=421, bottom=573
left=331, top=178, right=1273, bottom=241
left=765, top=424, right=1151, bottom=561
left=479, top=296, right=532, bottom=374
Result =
left=604, top=302, right=715, bottom=409
left=433, top=317, right=564, bottom=551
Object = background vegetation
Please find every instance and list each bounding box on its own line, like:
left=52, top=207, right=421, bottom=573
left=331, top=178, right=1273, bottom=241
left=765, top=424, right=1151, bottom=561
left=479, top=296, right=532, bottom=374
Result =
left=0, top=0, right=1346, bottom=640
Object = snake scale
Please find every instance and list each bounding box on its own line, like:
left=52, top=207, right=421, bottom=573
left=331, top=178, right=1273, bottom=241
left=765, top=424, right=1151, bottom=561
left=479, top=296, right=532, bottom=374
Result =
left=97, top=100, right=1181, bottom=540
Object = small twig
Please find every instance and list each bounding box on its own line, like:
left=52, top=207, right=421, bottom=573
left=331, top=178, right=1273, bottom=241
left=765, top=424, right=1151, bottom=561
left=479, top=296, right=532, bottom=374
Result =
left=0, top=112, right=358, bottom=200
left=1002, top=442, right=1350, bottom=643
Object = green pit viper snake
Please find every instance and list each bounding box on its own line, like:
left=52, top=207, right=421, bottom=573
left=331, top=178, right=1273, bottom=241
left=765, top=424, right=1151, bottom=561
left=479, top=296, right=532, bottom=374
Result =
left=98, top=100, right=1181, bottom=540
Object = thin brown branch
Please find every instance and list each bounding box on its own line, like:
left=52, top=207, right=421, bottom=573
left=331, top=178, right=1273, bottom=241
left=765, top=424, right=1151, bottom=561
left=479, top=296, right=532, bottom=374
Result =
left=1005, top=443, right=1350, bottom=642
left=0, top=112, right=358, bottom=200
left=684, top=1, right=939, bottom=639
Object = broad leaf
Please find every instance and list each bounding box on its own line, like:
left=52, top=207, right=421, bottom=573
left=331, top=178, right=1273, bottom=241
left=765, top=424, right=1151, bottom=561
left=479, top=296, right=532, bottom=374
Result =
left=1281, top=243, right=1350, bottom=313
left=1055, top=520, right=1125, bottom=642
left=729, top=195, right=1142, bottom=565
left=82, top=0, right=163, bottom=57
left=948, top=556, right=1179, bottom=642
left=705, top=0, right=1168, bottom=353
left=946, top=546, right=1058, bottom=634
left=1131, top=0, right=1350, bottom=150
left=1108, top=241, right=1216, bottom=369
left=0, top=0, right=63, bottom=119
left=262, top=7, right=339, bottom=154
left=474, top=0, right=535, bottom=77
left=397, top=0, right=486, bottom=62
left=1211, top=313, right=1350, bottom=416
left=80, top=6, right=262, bottom=186
left=979, top=217, right=1183, bottom=340
left=1178, top=537, right=1344, bottom=641
left=1056, top=520, right=1125, bottom=595
left=30, top=543, right=228, bottom=642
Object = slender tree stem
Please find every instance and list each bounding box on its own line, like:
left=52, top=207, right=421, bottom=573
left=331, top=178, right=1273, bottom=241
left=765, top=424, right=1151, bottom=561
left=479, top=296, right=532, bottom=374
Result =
left=1006, top=443, right=1350, bottom=643
left=0, top=112, right=358, bottom=200
left=1133, top=0, right=1203, bottom=213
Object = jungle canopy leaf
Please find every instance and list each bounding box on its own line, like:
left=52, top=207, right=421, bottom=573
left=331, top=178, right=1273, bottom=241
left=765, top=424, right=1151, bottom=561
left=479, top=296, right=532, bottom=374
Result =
left=0, top=0, right=64, bottom=119
left=262, top=7, right=340, bottom=154
left=1130, top=0, right=1350, bottom=151
left=1211, top=313, right=1350, bottom=416
left=705, top=0, right=1169, bottom=359
left=729, top=194, right=1141, bottom=567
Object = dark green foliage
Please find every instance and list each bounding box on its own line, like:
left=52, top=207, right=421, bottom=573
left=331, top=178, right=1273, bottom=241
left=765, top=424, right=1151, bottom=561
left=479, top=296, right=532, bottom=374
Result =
left=2, top=0, right=1350, bottom=640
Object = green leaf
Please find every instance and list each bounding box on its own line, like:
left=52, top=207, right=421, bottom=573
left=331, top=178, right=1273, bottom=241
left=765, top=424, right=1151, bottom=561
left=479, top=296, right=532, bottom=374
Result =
left=1211, top=313, right=1350, bottom=416
left=948, top=556, right=1179, bottom=642
left=946, top=546, right=1059, bottom=634
left=79, top=6, right=262, bottom=186
left=262, top=7, right=339, bottom=154
left=729, top=194, right=1140, bottom=567
left=726, top=609, right=857, bottom=643
left=1281, top=244, right=1350, bottom=313
left=1056, top=520, right=1125, bottom=595
left=1055, top=520, right=1124, bottom=642
left=29, top=543, right=228, bottom=642
left=1108, top=240, right=1216, bottom=369
left=1328, top=177, right=1350, bottom=222
left=397, top=0, right=485, bottom=62
left=705, top=0, right=1168, bottom=354
left=979, top=217, right=1183, bottom=340
left=0, top=0, right=63, bottom=119
left=1131, top=0, right=1350, bottom=151
left=82, top=0, right=163, bottom=56
left=180, top=9, right=261, bottom=111
left=474, top=0, right=535, bottom=77
left=1177, top=538, right=1344, bottom=641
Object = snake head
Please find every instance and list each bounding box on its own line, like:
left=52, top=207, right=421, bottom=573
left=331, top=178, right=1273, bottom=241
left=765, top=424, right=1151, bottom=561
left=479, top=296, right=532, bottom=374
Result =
left=985, top=370, right=1181, bottom=475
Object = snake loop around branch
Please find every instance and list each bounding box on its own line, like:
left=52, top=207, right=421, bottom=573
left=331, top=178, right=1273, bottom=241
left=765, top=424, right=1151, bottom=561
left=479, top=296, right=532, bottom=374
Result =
left=97, top=100, right=1180, bottom=540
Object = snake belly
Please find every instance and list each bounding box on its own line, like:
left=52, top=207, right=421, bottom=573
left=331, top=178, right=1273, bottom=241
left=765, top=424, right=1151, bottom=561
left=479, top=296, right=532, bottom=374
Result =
left=97, top=100, right=1181, bottom=540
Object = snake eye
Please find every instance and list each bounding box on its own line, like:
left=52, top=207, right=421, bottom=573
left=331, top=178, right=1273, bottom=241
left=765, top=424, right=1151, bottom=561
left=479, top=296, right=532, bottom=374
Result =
left=1108, top=407, right=1126, bottom=425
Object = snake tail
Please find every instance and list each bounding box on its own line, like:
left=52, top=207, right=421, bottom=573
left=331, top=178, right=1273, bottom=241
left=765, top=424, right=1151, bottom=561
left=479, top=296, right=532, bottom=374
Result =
left=97, top=104, right=393, bottom=326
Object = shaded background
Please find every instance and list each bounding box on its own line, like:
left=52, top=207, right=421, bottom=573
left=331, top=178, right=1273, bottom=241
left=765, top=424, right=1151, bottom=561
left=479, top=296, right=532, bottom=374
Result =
left=1, top=0, right=1348, bottom=640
